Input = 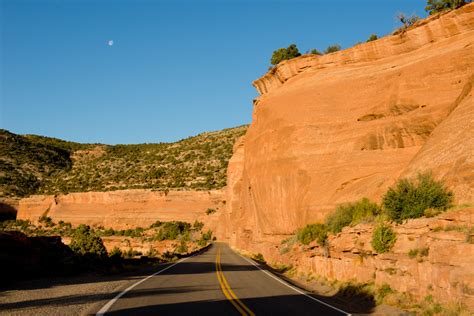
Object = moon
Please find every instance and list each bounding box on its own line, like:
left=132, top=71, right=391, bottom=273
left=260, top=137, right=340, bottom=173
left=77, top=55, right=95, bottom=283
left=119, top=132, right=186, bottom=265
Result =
left=107, top=40, right=114, bottom=46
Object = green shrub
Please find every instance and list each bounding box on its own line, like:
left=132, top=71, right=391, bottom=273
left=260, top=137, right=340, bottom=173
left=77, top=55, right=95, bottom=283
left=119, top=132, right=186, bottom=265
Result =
left=124, top=248, right=142, bottom=258
left=270, top=44, right=301, bottom=65
left=198, top=229, right=213, bottom=246
left=408, top=247, right=430, bottom=260
left=408, top=248, right=419, bottom=258
left=425, top=0, right=469, bottom=15
left=146, top=247, right=158, bottom=258
left=372, top=224, right=397, bottom=253
left=155, top=221, right=191, bottom=241
left=310, top=48, right=322, bottom=55
left=39, top=215, right=54, bottom=227
left=366, top=34, right=378, bottom=42
left=297, top=223, right=328, bottom=246
left=109, top=247, right=123, bottom=261
left=324, top=44, right=341, bottom=54
left=175, top=240, right=188, bottom=253
left=69, top=224, right=108, bottom=260
left=375, top=284, right=394, bottom=304
left=253, top=253, right=266, bottom=263
left=193, top=220, right=204, bottom=231
left=382, top=172, right=453, bottom=223
left=109, top=246, right=122, bottom=257
left=326, top=198, right=381, bottom=233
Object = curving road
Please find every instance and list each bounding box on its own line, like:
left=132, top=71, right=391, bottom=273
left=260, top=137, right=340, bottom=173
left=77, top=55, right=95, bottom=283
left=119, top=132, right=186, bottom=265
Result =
left=96, top=243, right=349, bottom=316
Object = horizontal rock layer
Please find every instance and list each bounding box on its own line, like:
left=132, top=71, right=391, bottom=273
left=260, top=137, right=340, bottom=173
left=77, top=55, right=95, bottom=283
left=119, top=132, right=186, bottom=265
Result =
left=221, top=4, right=474, bottom=308
left=241, top=209, right=474, bottom=309
left=222, top=3, right=474, bottom=245
left=17, top=189, right=225, bottom=230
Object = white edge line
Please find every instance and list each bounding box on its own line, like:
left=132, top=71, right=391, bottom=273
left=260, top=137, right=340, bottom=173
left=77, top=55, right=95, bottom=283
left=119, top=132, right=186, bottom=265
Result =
left=237, top=253, right=351, bottom=316
left=96, top=254, right=197, bottom=316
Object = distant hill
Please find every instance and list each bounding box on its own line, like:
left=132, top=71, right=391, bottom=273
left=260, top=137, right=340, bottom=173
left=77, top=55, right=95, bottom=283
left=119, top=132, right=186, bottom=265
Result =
left=0, top=126, right=247, bottom=198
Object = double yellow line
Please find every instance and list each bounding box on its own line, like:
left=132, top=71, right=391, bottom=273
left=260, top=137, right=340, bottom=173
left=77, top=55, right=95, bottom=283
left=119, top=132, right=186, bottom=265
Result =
left=215, top=246, right=255, bottom=316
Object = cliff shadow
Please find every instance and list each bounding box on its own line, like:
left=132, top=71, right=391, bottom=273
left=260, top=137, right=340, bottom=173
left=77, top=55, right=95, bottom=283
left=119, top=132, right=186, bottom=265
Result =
left=0, top=203, right=17, bottom=222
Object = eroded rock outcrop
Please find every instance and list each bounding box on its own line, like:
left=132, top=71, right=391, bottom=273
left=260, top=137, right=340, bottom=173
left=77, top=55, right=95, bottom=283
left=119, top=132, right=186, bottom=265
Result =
left=222, top=3, right=474, bottom=248
left=221, top=4, right=474, bottom=308
left=17, top=189, right=225, bottom=230
left=256, top=209, right=474, bottom=309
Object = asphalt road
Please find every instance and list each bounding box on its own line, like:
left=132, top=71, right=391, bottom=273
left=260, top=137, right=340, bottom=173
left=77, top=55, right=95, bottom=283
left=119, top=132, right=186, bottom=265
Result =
left=96, top=243, right=349, bottom=316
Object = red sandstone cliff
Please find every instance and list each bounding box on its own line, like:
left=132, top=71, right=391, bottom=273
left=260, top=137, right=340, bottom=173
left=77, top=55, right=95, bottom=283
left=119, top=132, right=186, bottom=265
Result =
left=17, top=189, right=224, bottom=230
left=223, top=4, right=474, bottom=248
left=221, top=4, right=474, bottom=307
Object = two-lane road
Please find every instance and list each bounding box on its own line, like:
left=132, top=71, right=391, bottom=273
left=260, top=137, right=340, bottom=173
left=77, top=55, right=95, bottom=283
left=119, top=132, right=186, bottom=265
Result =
left=97, top=243, right=349, bottom=315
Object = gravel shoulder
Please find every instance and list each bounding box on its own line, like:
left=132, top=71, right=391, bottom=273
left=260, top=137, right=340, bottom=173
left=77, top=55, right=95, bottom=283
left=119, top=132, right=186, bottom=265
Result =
left=0, top=264, right=167, bottom=316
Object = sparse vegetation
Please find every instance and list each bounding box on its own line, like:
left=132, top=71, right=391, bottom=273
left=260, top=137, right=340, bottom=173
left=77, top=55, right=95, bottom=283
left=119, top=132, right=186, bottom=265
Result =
left=197, top=229, right=213, bottom=246
left=193, top=220, right=204, bottom=231
left=383, top=172, right=453, bottom=223
left=395, top=12, right=421, bottom=34
left=270, top=44, right=301, bottom=65
left=271, top=263, right=295, bottom=275
left=372, top=224, right=397, bottom=253
left=425, top=0, right=471, bottom=15
left=153, top=221, right=191, bottom=241
left=109, top=246, right=123, bottom=262
left=175, top=240, right=188, bottom=253
left=366, top=34, right=378, bottom=42
left=324, top=44, right=341, bottom=54
left=310, top=48, right=322, bottom=55
left=0, top=126, right=247, bottom=198
left=408, top=247, right=429, bottom=259
left=433, top=225, right=474, bottom=243
left=69, top=224, right=108, bottom=260
left=326, top=197, right=381, bottom=233
left=252, top=253, right=266, bottom=263
left=39, top=215, right=54, bottom=227
left=296, top=223, right=328, bottom=246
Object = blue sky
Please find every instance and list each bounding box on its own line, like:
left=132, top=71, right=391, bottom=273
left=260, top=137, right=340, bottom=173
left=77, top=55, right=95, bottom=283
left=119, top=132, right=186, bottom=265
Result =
left=1, top=0, right=427, bottom=144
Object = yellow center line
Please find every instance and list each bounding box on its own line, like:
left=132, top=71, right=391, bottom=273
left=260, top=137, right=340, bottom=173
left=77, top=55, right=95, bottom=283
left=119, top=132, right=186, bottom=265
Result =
left=215, top=246, right=255, bottom=316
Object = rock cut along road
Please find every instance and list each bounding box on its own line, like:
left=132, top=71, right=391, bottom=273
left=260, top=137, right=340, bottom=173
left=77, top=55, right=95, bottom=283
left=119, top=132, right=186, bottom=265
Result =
left=96, top=243, right=349, bottom=315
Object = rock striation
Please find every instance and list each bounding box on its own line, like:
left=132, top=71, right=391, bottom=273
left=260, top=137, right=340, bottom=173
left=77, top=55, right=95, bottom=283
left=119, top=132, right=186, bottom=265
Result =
left=221, top=4, right=474, bottom=308
left=222, top=3, right=474, bottom=247
left=256, top=209, right=474, bottom=309
left=17, top=189, right=225, bottom=230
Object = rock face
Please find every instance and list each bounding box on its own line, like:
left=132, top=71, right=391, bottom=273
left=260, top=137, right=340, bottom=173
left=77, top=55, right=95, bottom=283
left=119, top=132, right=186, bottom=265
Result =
left=222, top=4, right=474, bottom=248
left=17, top=189, right=225, bottom=230
left=259, top=209, right=474, bottom=309
left=221, top=4, right=474, bottom=308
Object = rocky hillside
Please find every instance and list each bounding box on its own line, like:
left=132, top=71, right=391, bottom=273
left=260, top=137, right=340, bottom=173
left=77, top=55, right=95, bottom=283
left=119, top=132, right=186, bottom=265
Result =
left=0, top=126, right=247, bottom=198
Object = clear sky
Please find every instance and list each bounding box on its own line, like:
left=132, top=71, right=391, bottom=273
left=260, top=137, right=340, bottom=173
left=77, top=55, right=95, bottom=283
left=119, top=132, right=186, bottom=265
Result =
left=1, top=0, right=427, bottom=144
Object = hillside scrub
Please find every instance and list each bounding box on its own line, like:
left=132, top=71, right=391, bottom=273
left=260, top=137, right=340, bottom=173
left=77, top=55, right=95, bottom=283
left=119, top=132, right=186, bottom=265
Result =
left=371, top=224, right=397, bottom=253
left=0, top=129, right=72, bottom=197
left=324, top=44, right=341, bottom=54
left=293, top=171, right=455, bottom=247
left=69, top=224, right=108, bottom=260
left=297, top=223, right=328, bottom=246
left=366, top=34, right=378, bottom=42
left=0, top=126, right=247, bottom=197
left=425, top=0, right=471, bottom=14
left=270, top=44, right=301, bottom=65
left=382, top=172, right=453, bottom=223
left=326, top=198, right=381, bottom=233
